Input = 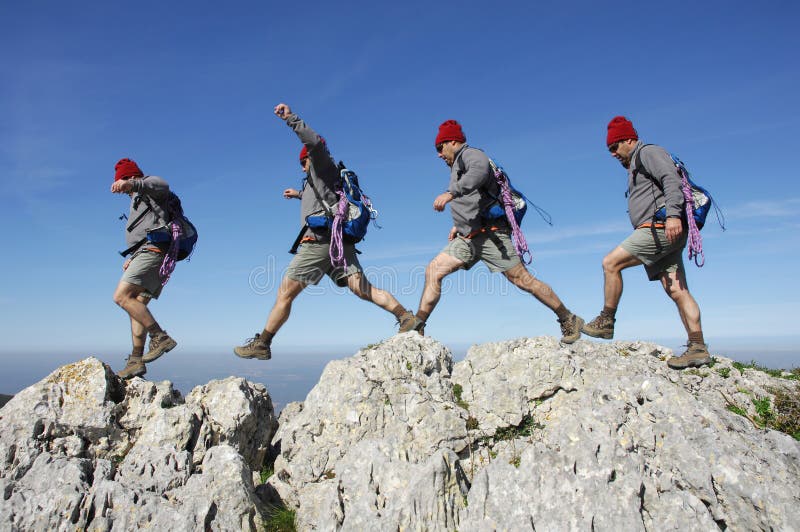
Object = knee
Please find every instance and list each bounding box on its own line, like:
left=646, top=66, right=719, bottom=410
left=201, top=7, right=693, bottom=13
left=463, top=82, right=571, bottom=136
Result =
left=113, top=289, right=130, bottom=308
left=601, top=254, right=619, bottom=274
left=425, top=263, right=445, bottom=284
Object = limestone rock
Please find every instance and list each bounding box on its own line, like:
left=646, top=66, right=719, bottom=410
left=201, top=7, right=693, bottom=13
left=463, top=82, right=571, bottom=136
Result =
left=0, top=359, right=278, bottom=531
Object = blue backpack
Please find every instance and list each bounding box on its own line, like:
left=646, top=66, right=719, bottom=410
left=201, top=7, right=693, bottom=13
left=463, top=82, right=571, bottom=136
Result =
left=121, top=191, right=198, bottom=261
left=633, top=147, right=723, bottom=230
left=303, top=161, right=377, bottom=243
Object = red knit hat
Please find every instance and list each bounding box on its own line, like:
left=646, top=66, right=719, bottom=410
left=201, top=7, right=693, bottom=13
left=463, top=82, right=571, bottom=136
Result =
left=299, top=137, right=326, bottom=165
left=114, top=158, right=144, bottom=181
left=606, top=116, right=638, bottom=146
left=435, top=120, right=466, bottom=146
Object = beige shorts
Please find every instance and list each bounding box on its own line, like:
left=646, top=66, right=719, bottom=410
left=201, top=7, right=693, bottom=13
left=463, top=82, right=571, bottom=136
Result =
left=620, top=227, right=686, bottom=281
left=442, top=231, right=521, bottom=273
left=120, top=248, right=165, bottom=299
left=286, top=241, right=362, bottom=287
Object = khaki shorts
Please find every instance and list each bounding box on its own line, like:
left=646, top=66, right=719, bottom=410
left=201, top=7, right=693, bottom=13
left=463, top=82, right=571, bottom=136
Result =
left=620, top=227, right=686, bottom=281
left=120, top=248, right=165, bottom=299
left=442, top=231, right=521, bottom=273
left=286, top=241, right=362, bottom=287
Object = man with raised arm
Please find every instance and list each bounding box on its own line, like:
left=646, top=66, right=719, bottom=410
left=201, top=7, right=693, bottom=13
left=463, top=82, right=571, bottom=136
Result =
left=233, top=103, right=419, bottom=360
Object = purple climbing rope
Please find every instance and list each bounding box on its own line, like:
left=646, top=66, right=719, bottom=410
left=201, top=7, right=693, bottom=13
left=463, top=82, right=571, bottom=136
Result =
left=159, top=221, right=182, bottom=286
left=678, top=166, right=704, bottom=267
left=494, top=165, right=532, bottom=265
left=329, top=191, right=348, bottom=270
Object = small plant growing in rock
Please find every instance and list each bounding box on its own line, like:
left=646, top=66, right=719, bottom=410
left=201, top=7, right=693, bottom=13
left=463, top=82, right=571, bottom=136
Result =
left=260, top=465, right=274, bottom=485
left=752, top=396, right=775, bottom=427
left=406, top=361, right=412, bottom=370
left=772, top=388, right=800, bottom=440
left=323, top=469, right=336, bottom=480
left=263, top=503, right=296, bottom=532
left=716, top=367, right=731, bottom=379
left=727, top=404, right=747, bottom=417
left=453, top=383, right=470, bottom=410
left=466, top=416, right=479, bottom=430
left=510, top=456, right=521, bottom=468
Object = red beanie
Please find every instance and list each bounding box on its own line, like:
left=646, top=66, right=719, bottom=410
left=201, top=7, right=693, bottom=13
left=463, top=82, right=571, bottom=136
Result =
left=114, top=158, right=144, bottom=181
left=299, top=137, right=326, bottom=164
left=435, top=120, right=466, bottom=146
left=606, top=116, right=638, bottom=146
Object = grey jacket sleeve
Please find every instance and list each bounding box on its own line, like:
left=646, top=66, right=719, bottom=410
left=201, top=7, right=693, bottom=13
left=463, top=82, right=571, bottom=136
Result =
left=639, top=147, right=683, bottom=218
left=285, top=113, right=339, bottom=182
left=130, top=176, right=170, bottom=200
left=449, top=148, right=492, bottom=198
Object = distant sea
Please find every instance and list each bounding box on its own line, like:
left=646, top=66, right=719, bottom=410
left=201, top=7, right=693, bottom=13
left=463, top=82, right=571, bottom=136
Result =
left=1, top=337, right=797, bottom=413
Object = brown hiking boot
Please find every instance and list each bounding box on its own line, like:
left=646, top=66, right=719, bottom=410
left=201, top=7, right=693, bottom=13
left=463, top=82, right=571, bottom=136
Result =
left=118, top=355, right=146, bottom=379
left=667, top=343, right=712, bottom=369
left=398, top=310, right=423, bottom=334
left=234, top=334, right=272, bottom=360
left=142, top=332, right=177, bottom=362
left=558, top=314, right=584, bottom=344
left=581, top=313, right=615, bottom=339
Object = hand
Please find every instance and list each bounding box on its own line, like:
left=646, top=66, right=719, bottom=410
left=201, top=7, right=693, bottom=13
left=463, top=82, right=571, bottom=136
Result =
left=274, top=103, right=291, bottom=120
left=665, top=217, right=683, bottom=244
left=448, top=226, right=458, bottom=241
left=122, top=259, right=131, bottom=271
left=283, top=188, right=301, bottom=199
left=433, top=192, right=454, bottom=211
left=111, top=179, right=134, bottom=194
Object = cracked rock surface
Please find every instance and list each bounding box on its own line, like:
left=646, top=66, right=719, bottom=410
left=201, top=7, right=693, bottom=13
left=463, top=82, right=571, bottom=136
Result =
left=2, top=336, right=798, bottom=530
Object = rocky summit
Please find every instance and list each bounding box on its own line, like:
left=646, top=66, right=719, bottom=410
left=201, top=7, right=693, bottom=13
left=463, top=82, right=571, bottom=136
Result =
left=1, top=335, right=798, bottom=531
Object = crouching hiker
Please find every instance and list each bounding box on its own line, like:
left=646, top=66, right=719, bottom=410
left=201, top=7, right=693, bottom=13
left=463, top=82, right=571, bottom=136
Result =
left=233, top=103, right=419, bottom=360
left=581, top=116, right=711, bottom=369
left=111, top=158, right=178, bottom=378
left=401, top=120, right=584, bottom=343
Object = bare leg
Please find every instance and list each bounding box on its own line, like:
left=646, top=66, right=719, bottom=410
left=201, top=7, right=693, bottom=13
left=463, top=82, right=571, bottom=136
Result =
left=600, top=246, right=643, bottom=309
left=416, top=253, right=465, bottom=318
left=113, top=281, right=157, bottom=329
left=659, top=268, right=702, bottom=335
left=502, top=263, right=563, bottom=311
left=264, top=276, right=307, bottom=334
left=346, top=273, right=404, bottom=314
left=129, top=294, right=150, bottom=352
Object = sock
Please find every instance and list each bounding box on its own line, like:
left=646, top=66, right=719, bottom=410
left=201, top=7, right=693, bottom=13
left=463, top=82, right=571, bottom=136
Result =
left=688, top=331, right=705, bottom=345
left=147, top=323, right=163, bottom=337
left=260, top=330, right=275, bottom=345
left=554, top=304, right=571, bottom=321
left=390, top=304, right=408, bottom=318
left=416, top=310, right=430, bottom=323
left=132, top=346, right=144, bottom=357
left=600, top=306, right=617, bottom=319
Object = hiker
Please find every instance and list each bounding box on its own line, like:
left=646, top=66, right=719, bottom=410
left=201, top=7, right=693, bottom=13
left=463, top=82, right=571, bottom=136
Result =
left=401, top=120, right=584, bottom=342
left=581, top=116, right=711, bottom=369
left=111, top=158, right=178, bottom=379
left=233, top=103, right=418, bottom=360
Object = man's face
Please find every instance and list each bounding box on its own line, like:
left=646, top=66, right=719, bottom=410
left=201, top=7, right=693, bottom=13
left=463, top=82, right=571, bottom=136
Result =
left=608, top=139, right=637, bottom=168
left=436, top=141, right=458, bottom=166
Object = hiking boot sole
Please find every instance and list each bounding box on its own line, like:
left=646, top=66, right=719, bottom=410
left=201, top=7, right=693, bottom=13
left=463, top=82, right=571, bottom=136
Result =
left=118, top=366, right=147, bottom=379
left=667, top=355, right=712, bottom=370
left=142, top=337, right=178, bottom=363
left=233, top=347, right=271, bottom=361
left=581, top=324, right=614, bottom=339
left=561, top=316, right=584, bottom=344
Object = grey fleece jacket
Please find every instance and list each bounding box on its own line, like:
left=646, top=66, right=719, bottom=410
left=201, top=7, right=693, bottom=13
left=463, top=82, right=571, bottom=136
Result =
left=124, top=176, right=171, bottom=249
left=448, top=145, right=501, bottom=236
left=285, top=113, right=340, bottom=240
left=627, top=141, right=684, bottom=228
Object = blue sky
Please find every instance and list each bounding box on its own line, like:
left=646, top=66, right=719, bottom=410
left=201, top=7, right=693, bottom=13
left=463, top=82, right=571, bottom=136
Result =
left=1, top=0, right=799, bottom=391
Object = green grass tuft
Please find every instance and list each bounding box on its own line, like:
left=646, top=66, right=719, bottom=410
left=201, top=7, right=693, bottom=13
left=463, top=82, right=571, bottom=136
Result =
left=716, top=367, right=731, bottom=379
left=263, top=504, right=297, bottom=532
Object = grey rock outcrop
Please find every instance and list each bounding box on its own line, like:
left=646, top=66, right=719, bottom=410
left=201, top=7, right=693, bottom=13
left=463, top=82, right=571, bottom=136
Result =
left=0, top=358, right=278, bottom=531
left=269, top=335, right=799, bottom=531
left=2, top=336, right=798, bottom=531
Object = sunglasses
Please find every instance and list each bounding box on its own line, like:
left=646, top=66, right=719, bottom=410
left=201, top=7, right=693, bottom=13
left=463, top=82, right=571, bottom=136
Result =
left=436, top=143, right=445, bottom=153
left=608, top=142, right=621, bottom=153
